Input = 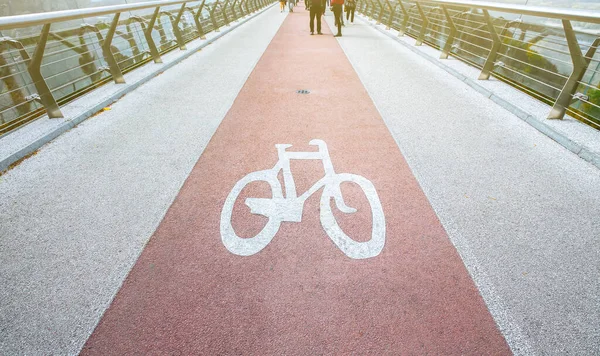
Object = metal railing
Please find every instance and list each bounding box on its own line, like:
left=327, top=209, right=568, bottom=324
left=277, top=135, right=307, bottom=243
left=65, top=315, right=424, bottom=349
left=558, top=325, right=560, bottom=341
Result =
left=0, top=0, right=275, bottom=136
left=359, top=0, right=600, bottom=130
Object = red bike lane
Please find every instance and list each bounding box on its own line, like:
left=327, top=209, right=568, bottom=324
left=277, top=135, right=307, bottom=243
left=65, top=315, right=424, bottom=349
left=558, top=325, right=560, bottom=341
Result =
left=82, top=7, right=510, bottom=355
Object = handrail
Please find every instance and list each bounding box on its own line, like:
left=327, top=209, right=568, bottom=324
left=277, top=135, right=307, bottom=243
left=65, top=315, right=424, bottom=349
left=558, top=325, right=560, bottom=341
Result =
left=418, top=0, right=600, bottom=25
left=0, top=0, right=195, bottom=30
left=359, top=0, right=600, bottom=128
left=0, top=0, right=274, bottom=135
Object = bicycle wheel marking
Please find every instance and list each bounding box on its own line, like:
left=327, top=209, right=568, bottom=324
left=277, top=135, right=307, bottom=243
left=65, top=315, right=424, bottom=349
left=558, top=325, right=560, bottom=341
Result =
left=220, top=139, right=386, bottom=259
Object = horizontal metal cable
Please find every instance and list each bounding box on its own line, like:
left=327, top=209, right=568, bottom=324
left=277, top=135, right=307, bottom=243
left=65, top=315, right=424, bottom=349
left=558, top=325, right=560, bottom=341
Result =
left=455, top=28, right=493, bottom=43
left=0, top=68, right=30, bottom=82
left=50, top=68, right=109, bottom=93
left=43, top=39, right=104, bottom=60
left=575, top=80, right=600, bottom=93
left=0, top=59, right=29, bottom=70
left=503, top=75, right=559, bottom=102
left=504, top=33, right=571, bottom=50
left=117, top=51, right=148, bottom=66
left=426, top=27, right=450, bottom=40
left=44, top=59, right=104, bottom=81
left=565, top=107, right=600, bottom=127
left=0, top=99, right=35, bottom=116
left=497, top=42, right=574, bottom=67
left=453, top=36, right=492, bottom=52
left=583, top=66, right=600, bottom=77
left=495, top=52, right=569, bottom=79
left=451, top=45, right=488, bottom=61
left=0, top=82, right=35, bottom=97
left=498, top=64, right=563, bottom=92
left=41, top=46, right=102, bottom=69
left=454, top=21, right=494, bottom=37
left=426, top=17, right=452, bottom=30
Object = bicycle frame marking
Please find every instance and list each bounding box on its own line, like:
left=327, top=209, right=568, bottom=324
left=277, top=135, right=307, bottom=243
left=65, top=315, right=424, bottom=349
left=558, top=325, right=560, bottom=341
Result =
left=221, top=139, right=386, bottom=259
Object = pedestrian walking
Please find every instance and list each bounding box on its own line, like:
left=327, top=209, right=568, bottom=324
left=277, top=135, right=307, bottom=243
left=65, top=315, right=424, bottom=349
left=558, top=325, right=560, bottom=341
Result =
left=280, top=0, right=286, bottom=12
left=309, top=0, right=324, bottom=35
left=331, top=0, right=344, bottom=37
left=288, top=0, right=294, bottom=12
left=345, top=0, right=355, bottom=22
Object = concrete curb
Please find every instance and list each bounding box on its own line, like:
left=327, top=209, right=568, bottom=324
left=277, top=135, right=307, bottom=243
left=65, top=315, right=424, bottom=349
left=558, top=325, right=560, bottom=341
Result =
left=357, top=16, right=600, bottom=170
left=0, top=4, right=276, bottom=174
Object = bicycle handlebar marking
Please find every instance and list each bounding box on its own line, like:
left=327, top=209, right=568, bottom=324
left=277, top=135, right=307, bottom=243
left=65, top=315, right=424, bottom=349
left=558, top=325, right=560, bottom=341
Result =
left=220, top=139, right=386, bottom=259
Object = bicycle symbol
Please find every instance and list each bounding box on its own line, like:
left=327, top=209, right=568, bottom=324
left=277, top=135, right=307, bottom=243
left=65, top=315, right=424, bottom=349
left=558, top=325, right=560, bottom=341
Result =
left=220, top=139, right=386, bottom=259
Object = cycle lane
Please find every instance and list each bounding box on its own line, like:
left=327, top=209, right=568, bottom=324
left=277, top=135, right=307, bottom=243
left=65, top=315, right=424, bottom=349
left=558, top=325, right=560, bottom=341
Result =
left=82, top=7, right=511, bottom=355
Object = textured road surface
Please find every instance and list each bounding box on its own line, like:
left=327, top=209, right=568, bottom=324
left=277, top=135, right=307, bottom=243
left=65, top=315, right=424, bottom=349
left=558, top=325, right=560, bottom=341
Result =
left=0, top=8, right=285, bottom=355
left=82, top=7, right=509, bottom=355
left=327, top=15, right=600, bottom=355
left=2, top=4, right=599, bottom=356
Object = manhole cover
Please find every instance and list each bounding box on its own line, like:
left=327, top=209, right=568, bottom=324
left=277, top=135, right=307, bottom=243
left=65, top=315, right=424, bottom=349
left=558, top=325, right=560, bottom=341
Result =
left=296, top=89, right=310, bottom=94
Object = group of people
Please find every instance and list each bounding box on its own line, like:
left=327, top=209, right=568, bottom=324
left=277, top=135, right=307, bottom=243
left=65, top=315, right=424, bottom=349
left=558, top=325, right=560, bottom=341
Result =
left=279, top=0, right=297, bottom=12
left=279, top=0, right=356, bottom=37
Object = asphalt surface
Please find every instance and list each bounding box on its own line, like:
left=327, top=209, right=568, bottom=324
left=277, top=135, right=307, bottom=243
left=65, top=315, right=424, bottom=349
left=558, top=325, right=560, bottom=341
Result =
left=0, top=8, right=286, bottom=355
left=82, top=7, right=509, bottom=355
left=1, top=3, right=598, bottom=355
left=327, top=15, right=600, bottom=355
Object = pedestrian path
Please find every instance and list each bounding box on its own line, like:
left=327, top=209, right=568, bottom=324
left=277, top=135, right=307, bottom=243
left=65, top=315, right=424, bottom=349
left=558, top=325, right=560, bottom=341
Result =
left=82, top=7, right=509, bottom=355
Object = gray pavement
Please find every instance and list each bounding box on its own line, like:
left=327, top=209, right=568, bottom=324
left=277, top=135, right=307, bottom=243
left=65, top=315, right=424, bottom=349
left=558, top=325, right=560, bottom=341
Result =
left=328, top=16, right=600, bottom=355
left=0, top=7, right=286, bottom=355
left=1, top=7, right=599, bottom=355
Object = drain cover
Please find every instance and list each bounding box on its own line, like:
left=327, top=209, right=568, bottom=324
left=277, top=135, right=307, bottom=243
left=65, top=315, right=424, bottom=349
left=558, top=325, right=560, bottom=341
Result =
left=296, top=89, right=310, bottom=94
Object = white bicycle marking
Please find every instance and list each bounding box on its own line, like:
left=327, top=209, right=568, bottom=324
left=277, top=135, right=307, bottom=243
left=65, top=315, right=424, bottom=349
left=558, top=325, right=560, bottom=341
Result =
left=220, top=139, right=386, bottom=259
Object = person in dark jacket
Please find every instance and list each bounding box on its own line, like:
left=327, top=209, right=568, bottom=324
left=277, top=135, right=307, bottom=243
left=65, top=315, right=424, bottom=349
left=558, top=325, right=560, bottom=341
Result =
left=309, top=0, right=324, bottom=35
left=331, top=0, right=344, bottom=36
left=345, top=0, right=355, bottom=22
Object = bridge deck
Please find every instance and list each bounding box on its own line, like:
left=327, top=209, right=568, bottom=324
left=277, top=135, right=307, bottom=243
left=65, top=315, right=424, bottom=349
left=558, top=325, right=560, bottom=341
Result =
left=0, top=4, right=599, bottom=355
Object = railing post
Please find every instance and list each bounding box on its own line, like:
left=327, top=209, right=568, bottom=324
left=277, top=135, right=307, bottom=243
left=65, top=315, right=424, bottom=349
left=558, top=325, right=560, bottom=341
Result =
left=222, top=0, right=231, bottom=26
left=27, top=24, right=63, bottom=119
left=190, top=3, right=206, bottom=39
left=367, top=0, right=375, bottom=20
left=240, top=0, right=248, bottom=17
left=440, top=5, right=456, bottom=59
left=415, top=3, right=429, bottom=46
left=385, top=0, right=395, bottom=30
left=144, top=7, right=163, bottom=63
left=173, top=3, right=187, bottom=50
left=548, top=20, right=594, bottom=120
left=102, top=13, right=126, bottom=83
left=397, top=1, right=409, bottom=36
left=376, top=0, right=384, bottom=25
left=478, top=9, right=501, bottom=80
left=231, top=0, right=239, bottom=20
left=209, top=1, right=220, bottom=32
left=238, top=0, right=245, bottom=16
left=194, top=0, right=207, bottom=39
